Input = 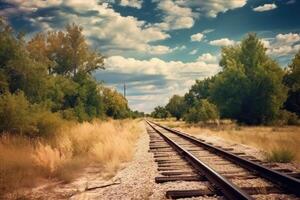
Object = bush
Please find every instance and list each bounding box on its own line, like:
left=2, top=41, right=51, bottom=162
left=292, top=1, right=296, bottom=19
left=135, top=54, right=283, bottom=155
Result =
left=266, top=148, right=295, bottom=163
left=151, top=106, right=170, bottom=119
left=0, top=92, right=65, bottom=137
left=35, top=110, right=64, bottom=137
left=277, top=110, right=299, bottom=125
left=185, top=99, right=219, bottom=123
left=0, top=92, right=37, bottom=135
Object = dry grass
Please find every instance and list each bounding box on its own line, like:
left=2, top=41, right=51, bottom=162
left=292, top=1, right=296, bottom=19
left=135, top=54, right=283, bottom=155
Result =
left=0, top=119, right=141, bottom=197
left=156, top=119, right=300, bottom=163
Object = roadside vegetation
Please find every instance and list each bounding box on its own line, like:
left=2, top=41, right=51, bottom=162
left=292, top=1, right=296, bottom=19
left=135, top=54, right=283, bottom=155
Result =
left=151, top=33, right=300, bottom=163
left=0, top=17, right=144, bottom=197
left=156, top=119, right=300, bottom=163
left=0, top=120, right=142, bottom=197
left=152, top=34, right=300, bottom=126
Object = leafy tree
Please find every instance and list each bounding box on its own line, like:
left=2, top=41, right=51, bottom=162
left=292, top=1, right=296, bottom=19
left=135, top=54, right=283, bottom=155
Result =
left=0, top=17, right=134, bottom=137
left=284, top=50, right=300, bottom=116
left=184, top=99, right=219, bottom=123
left=210, top=33, right=287, bottom=124
left=166, top=95, right=186, bottom=120
left=44, top=24, right=104, bottom=76
left=151, top=106, right=170, bottom=119
left=73, top=73, right=105, bottom=121
left=0, top=18, right=50, bottom=103
left=102, top=87, right=130, bottom=119
left=210, top=64, right=249, bottom=119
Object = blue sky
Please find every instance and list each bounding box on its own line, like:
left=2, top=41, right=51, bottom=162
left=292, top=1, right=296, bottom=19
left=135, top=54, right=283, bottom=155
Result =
left=1, top=0, right=300, bottom=112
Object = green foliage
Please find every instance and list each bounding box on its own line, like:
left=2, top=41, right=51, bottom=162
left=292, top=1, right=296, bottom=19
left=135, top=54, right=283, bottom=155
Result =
left=178, top=33, right=289, bottom=125
left=130, top=110, right=145, bottom=119
left=0, top=92, right=36, bottom=134
left=102, top=87, right=130, bottom=119
left=0, top=92, right=65, bottom=137
left=72, top=73, right=105, bottom=121
left=151, top=106, right=170, bottom=119
left=33, top=106, right=64, bottom=137
left=166, top=95, right=186, bottom=120
left=210, top=33, right=287, bottom=124
left=184, top=78, right=214, bottom=107
left=0, top=18, right=132, bottom=136
left=184, top=99, right=219, bottom=123
left=284, top=50, right=300, bottom=116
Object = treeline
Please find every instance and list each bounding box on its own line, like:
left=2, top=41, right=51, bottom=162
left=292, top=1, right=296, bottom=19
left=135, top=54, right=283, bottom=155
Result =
left=152, top=34, right=300, bottom=125
left=0, top=18, right=142, bottom=136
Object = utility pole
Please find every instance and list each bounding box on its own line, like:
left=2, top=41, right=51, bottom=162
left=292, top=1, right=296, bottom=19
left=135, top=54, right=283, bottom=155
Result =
left=123, top=83, right=126, bottom=99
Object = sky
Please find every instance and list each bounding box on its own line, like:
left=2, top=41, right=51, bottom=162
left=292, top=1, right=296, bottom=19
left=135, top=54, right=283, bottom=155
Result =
left=1, top=0, right=300, bottom=113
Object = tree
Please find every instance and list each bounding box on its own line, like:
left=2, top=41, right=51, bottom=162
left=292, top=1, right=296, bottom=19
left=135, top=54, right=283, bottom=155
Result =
left=210, top=33, right=287, bottom=124
left=151, top=106, right=170, bottom=119
left=184, top=99, right=219, bottom=123
left=47, top=24, right=105, bottom=76
left=284, top=50, right=300, bottom=116
left=102, top=87, right=130, bottom=119
left=166, top=95, right=186, bottom=120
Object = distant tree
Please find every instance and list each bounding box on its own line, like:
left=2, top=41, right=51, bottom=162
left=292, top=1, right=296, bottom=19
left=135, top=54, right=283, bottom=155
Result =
left=184, top=99, right=219, bottom=123
left=166, top=95, right=186, bottom=120
left=102, top=87, right=130, bottom=119
left=210, top=33, right=287, bottom=124
left=130, top=110, right=145, bottom=119
left=284, top=50, right=300, bottom=116
left=151, top=106, right=170, bottom=119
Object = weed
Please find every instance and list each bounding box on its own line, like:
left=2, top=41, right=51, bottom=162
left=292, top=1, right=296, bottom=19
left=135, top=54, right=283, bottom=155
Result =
left=266, top=148, right=295, bottom=163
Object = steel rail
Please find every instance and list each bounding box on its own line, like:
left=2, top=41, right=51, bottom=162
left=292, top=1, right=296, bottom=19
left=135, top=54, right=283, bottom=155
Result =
left=146, top=120, right=253, bottom=200
left=149, top=120, right=300, bottom=197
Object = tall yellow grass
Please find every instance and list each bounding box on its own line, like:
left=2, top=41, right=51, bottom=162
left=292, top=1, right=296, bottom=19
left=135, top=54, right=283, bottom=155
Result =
left=0, top=119, right=141, bottom=197
left=177, top=125, right=300, bottom=162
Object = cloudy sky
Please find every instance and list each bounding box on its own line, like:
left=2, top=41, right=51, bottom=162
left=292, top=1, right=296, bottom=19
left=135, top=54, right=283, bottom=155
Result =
left=1, top=0, right=300, bottom=113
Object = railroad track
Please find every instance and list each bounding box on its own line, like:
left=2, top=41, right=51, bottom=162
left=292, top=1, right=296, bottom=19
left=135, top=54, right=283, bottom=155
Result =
left=146, top=120, right=300, bottom=200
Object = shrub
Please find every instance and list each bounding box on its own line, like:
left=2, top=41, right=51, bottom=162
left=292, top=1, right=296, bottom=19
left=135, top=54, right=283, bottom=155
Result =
left=35, top=110, right=64, bottom=137
left=185, top=99, right=219, bottom=123
left=266, top=148, right=295, bottom=163
left=0, top=92, right=37, bottom=135
left=0, top=92, right=65, bottom=137
left=277, top=110, right=299, bottom=125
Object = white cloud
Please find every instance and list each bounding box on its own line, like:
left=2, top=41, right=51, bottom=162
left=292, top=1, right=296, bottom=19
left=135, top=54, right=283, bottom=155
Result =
left=191, top=33, right=204, bottom=42
left=104, top=55, right=221, bottom=112
left=154, top=0, right=195, bottom=30
left=275, top=33, right=300, bottom=45
left=3, top=0, right=172, bottom=55
left=253, top=3, right=277, bottom=12
left=153, top=0, right=247, bottom=31
left=182, top=1, right=247, bottom=18
left=189, top=49, right=198, bottom=55
left=173, top=45, right=187, bottom=51
left=202, top=29, right=215, bottom=34
left=105, top=55, right=220, bottom=82
left=197, top=53, right=218, bottom=63
left=120, top=0, right=143, bottom=9
left=264, top=33, right=300, bottom=57
left=209, top=38, right=236, bottom=46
